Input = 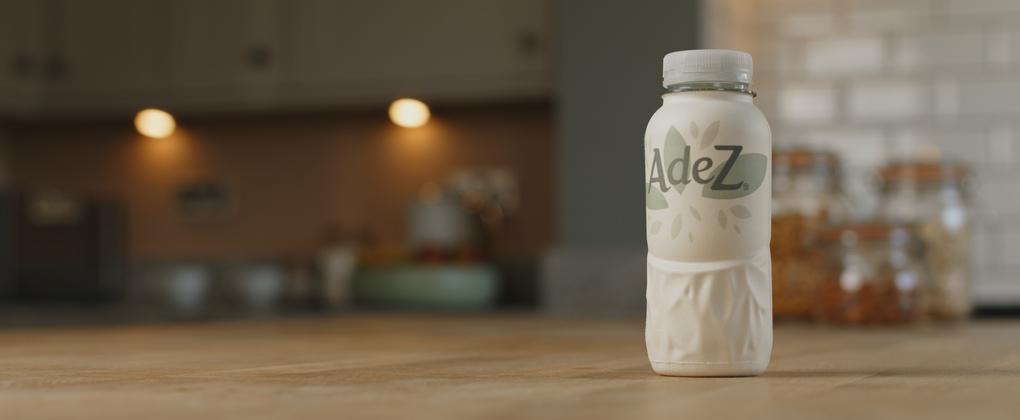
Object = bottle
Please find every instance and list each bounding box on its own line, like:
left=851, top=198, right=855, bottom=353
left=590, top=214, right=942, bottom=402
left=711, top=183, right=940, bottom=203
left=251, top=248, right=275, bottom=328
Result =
left=644, top=49, right=772, bottom=376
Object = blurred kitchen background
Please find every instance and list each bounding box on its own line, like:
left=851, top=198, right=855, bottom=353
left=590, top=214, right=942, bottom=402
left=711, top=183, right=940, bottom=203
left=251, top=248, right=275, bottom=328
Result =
left=0, top=0, right=1016, bottom=326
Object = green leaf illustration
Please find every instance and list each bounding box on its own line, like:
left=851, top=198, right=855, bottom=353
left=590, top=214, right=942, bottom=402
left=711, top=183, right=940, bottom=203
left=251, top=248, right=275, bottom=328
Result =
left=671, top=212, right=682, bottom=239
left=734, top=224, right=742, bottom=234
left=646, top=183, right=668, bottom=210
left=730, top=205, right=752, bottom=219
left=701, top=153, right=768, bottom=199
left=663, top=126, right=687, bottom=196
left=689, top=205, right=701, bottom=221
left=718, top=209, right=728, bottom=229
left=690, top=121, right=699, bottom=139
left=650, top=220, right=662, bottom=234
left=699, top=121, right=720, bottom=149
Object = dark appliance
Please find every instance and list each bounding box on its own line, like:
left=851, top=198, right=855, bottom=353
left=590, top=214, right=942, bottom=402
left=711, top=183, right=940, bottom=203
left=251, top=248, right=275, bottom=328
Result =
left=0, top=192, right=125, bottom=301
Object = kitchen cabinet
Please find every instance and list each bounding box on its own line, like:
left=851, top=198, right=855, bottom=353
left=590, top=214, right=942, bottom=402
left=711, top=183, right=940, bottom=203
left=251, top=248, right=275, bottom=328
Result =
left=43, top=0, right=169, bottom=113
left=164, top=0, right=284, bottom=110
left=0, top=0, right=45, bottom=114
left=0, top=0, right=551, bottom=118
left=285, top=0, right=550, bottom=106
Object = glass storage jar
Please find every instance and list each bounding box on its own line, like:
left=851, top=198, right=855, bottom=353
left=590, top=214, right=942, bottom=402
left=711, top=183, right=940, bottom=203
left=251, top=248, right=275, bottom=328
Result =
left=879, top=162, right=972, bottom=320
left=817, top=224, right=926, bottom=325
left=771, top=149, right=848, bottom=319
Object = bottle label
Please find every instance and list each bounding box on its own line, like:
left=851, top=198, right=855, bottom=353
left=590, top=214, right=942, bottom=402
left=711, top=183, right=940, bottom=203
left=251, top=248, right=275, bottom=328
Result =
left=646, top=122, right=767, bottom=209
left=645, top=120, right=769, bottom=252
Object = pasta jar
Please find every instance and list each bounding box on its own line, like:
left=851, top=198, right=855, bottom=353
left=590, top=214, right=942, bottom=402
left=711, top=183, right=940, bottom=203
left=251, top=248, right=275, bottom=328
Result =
left=879, top=162, right=972, bottom=320
left=817, top=224, right=927, bottom=325
left=771, top=149, right=847, bottom=319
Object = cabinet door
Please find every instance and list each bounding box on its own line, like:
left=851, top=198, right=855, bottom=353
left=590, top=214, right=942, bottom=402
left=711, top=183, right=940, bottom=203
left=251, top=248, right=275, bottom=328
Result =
left=286, top=0, right=550, bottom=105
left=44, top=0, right=168, bottom=112
left=0, top=0, right=45, bottom=113
left=165, top=0, right=284, bottom=108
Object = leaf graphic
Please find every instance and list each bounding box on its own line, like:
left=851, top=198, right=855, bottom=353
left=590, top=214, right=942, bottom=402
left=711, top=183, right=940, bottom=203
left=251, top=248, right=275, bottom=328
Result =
left=699, top=121, right=720, bottom=149
left=690, top=121, right=699, bottom=139
left=718, top=209, right=728, bottom=229
left=734, top=224, right=742, bottom=234
left=663, top=127, right=687, bottom=196
left=730, top=205, right=752, bottom=219
left=671, top=212, right=683, bottom=239
left=646, top=183, right=668, bottom=210
left=688, top=232, right=694, bottom=243
left=689, top=205, right=702, bottom=221
left=701, top=152, right=768, bottom=199
left=650, top=221, right=662, bottom=234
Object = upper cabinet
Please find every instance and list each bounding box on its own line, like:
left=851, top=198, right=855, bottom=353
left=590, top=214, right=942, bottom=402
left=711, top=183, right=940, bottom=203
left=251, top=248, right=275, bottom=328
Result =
left=0, top=0, right=45, bottom=114
left=0, top=0, right=550, bottom=118
left=285, top=0, right=550, bottom=105
left=44, top=0, right=168, bottom=112
left=164, top=0, right=284, bottom=109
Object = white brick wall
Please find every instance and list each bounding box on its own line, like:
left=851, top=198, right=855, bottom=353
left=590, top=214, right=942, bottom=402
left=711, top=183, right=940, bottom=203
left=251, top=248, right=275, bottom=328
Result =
left=704, top=0, right=1020, bottom=305
left=847, top=81, right=928, bottom=121
left=778, top=84, right=837, bottom=123
left=803, top=38, right=884, bottom=75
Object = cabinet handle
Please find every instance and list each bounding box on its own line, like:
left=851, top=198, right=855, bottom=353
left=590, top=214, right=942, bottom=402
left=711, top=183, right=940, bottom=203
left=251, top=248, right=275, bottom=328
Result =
left=246, top=45, right=273, bottom=70
left=44, top=55, right=67, bottom=81
left=517, top=31, right=540, bottom=57
left=10, top=52, right=36, bottom=80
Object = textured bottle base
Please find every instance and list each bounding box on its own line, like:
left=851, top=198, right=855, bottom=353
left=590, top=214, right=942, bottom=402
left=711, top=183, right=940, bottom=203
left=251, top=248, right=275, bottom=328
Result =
left=645, top=251, right=773, bottom=377
left=649, top=360, right=769, bottom=377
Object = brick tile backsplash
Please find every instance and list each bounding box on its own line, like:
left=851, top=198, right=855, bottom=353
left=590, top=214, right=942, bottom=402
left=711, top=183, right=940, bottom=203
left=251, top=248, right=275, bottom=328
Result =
left=778, top=84, right=837, bottom=123
left=846, top=0, right=933, bottom=32
left=802, top=38, right=884, bottom=76
left=955, top=80, right=1020, bottom=115
left=848, top=0, right=932, bottom=14
left=945, top=0, right=1020, bottom=15
left=893, top=33, right=984, bottom=70
left=799, top=128, right=886, bottom=168
left=706, top=0, right=1020, bottom=304
left=987, top=125, right=1014, bottom=165
left=983, top=33, right=1011, bottom=68
left=847, top=81, right=928, bottom=121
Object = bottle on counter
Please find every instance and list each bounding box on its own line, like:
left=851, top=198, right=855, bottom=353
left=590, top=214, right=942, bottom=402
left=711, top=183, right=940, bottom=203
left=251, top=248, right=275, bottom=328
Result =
left=771, top=149, right=848, bottom=320
left=879, top=162, right=973, bottom=320
left=644, top=49, right=772, bottom=376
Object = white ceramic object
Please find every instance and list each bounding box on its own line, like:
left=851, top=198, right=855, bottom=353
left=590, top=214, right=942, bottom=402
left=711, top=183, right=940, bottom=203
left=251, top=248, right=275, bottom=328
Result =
left=161, top=264, right=211, bottom=316
left=231, top=264, right=285, bottom=313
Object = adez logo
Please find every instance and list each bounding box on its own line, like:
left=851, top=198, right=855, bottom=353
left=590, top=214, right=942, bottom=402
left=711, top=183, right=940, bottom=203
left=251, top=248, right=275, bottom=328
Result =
left=646, top=122, right=766, bottom=210
left=647, top=145, right=745, bottom=192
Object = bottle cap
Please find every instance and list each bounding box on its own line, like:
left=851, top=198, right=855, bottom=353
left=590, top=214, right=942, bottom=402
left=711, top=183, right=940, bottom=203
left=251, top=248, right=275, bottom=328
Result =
left=662, top=49, right=753, bottom=88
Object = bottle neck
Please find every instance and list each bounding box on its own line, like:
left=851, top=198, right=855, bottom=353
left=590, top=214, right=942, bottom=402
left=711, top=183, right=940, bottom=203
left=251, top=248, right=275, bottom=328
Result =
left=664, top=81, right=755, bottom=98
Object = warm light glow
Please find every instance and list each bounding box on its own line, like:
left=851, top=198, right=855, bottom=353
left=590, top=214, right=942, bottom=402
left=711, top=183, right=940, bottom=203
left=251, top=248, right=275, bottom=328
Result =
left=388, top=98, right=431, bottom=128
left=134, top=108, right=177, bottom=139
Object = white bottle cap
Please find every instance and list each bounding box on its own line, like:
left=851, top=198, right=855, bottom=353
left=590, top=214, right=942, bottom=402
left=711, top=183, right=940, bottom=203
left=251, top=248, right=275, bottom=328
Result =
left=662, top=49, right=753, bottom=88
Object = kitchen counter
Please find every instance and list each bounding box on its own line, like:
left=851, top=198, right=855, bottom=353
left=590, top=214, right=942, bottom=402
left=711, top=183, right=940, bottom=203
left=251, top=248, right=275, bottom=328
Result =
left=1, top=315, right=1018, bottom=419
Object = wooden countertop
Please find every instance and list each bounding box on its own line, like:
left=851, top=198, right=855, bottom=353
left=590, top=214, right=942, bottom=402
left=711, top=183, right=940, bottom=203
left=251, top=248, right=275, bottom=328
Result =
left=1, top=314, right=1018, bottom=419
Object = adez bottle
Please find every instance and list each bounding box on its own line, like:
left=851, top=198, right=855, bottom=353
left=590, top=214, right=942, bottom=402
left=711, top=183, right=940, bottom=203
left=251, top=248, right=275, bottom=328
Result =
left=644, top=50, right=772, bottom=376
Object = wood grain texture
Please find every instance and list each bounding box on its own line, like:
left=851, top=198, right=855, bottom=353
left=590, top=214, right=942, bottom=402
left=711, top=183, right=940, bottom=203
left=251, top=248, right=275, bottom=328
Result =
left=1, top=315, right=1018, bottom=419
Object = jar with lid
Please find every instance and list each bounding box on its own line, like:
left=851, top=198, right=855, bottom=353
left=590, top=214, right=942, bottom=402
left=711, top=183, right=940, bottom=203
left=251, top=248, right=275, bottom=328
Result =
left=771, top=149, right=848, bottom=319
left=878, top=162, right=972, bottom=320
left=817, top=224, right=926, bottom=324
